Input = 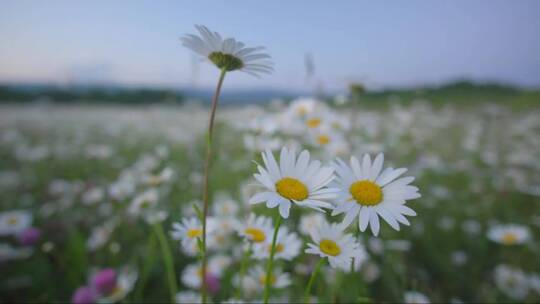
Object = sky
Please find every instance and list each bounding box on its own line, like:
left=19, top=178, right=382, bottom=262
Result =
left=1, top=0, right=539, bottom=91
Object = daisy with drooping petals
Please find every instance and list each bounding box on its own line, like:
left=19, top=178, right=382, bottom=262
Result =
left=252, top=226, right=301, bottom=261
left=237, top=214, right=273, bottom=244
left=487, top=224, right=530, bottom=245
left=332, top=153, right=421, bottom=236
left=305, top=222, right=361, bottom=270
left=181, top=25, right=273, bottom=77
left=250, top=147, right=337, bottom=218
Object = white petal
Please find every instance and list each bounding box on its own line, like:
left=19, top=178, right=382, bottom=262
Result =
left=278, top=200, right=291, bottom=218
left=370, top=153, right=384, bottom=181
left=369, top=211, right=380, bottom=236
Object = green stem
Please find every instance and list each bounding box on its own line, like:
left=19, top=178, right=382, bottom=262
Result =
left=304, top=258, right=325, bottom=302
left=201, top=68, right=227, bottom=303
left=235, top=243, right=252, bottom=299
left=263, top=214, right=282, bottom=304
left=153, top=223, right=178, bottom=303
left=135, top=232, right=157, bottom=301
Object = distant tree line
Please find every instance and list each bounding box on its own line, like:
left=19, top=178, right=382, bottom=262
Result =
left=0, top=85, right=184, bottom=104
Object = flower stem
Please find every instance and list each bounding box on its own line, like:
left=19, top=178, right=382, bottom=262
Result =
left=201, top=68, right=227, bottom=303
left=304, top=258, right=325, bottom=302
left=135, top=232, right=157, bottom=301
left=152, top=222, right=177, bottom=303
left=263, top=214, right=282, bottom=304
left=235, top=243, right=252, bottom=299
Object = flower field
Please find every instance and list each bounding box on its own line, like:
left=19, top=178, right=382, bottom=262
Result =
left=1, top=96, right=539, bottom=303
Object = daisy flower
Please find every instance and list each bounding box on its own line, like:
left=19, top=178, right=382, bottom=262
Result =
left=494, top=264, right=529, bottom=300
left=237, top=214, right=273, bottom=244
left=128, top=189, right=159, bottom=217
left=487, top=224, right=530, bottom=245
left=0, top=210, right=32, bottom=236
left=175, top=291, right=201, bottom=304
left=332, top=153, right=421, bottom=236
left=249, top=147, right=337, bottom=218
left=252, top=226, right=301, bottom=261
left=299, top=213, right=327, bottom=236
left=247, top=265, right=291, bottom=291
left=305, top=222, right=361, bottom=270
left=212, top=197, right=239, bottom=217
left=404, top=291, right=430, bottom=304
left=171, top=217, right=217, bottom=256
left=99, top=267, right=138, bottom=303
left=181, top=25, right=273, bottom=77
left=181, top=255, right=231, bottom=290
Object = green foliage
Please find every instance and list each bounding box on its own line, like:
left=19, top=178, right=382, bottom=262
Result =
left=0, top=85, right=184, bottom=104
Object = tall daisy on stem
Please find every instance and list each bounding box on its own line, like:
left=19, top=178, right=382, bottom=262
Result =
left=250, top=147, right=337, bottom=303
left=181, top=24, right=273, bottom=303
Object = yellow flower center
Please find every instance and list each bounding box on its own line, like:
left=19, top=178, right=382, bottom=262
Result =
left=317, top=135, right=330, bottom=145
left=297, top=107, right=308, bottom=116
left=187, top=228, right=202, bottom=238
left=319, top=239, right=341, bottom=256
left=306, top=118, right=322, bottom=128
left=7, top=217, right=18, bottom=225
left=259, top=274, right=276, bottom=286
left=276, top=177, right=308, bottom=201
left=245, top=228, right=266, bottom=243
left=109, top=286, right=124, bottom=297
left=268, top=243, right=284, bottom=253
left=349, top=180, right=383, bottom=206
left=501, top=233, right=518, bottom=245
left=147, top=175, right=162, bottom=186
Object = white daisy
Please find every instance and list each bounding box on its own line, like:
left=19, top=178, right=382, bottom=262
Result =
left=128, top=189, right=159, bottom=217
left=0, top=243, right=33, bottom=262
left=404, top=291, right=430, bottom=304
left=100, top=267, right=138, bottom=303
left=181, top=25, right=273, bottom=77
left=212, top=197, right=239, bottom=217
left=181, top=255, right=231, bottom=289
left=247, top=265, right=291, bottom=291
left=236, top=214, right=273, bottom=244
left=332, top=153, right=421, bottom=236
left=305, top=221, right=361, bottom=270
left=0, top=210, right=32, bottom=236
left=175, top=291, right=201, bottom=304
left=171, top=217, right=216, bottom=256
left=252, top=226, right=301, bottom=261
left=249, top=147, right=337, bottom=218
left=299, top=213, right=327, bottom=236
left=494, top=264, right=529, bottom=300
left=487, top=224, right=530, bottom=245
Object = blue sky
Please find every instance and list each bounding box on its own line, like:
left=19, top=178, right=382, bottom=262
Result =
left=1, top=0, right=539, bottom=91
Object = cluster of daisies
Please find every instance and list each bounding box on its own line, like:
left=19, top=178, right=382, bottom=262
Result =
left=251, top=147, right=420, bottom=236
left=235, top=97, right=354, bottom=158
left=170, top=146, right=420, bottom=301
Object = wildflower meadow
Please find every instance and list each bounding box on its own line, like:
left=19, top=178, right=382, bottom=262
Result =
left=1, top=5, right=540, bottom=304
